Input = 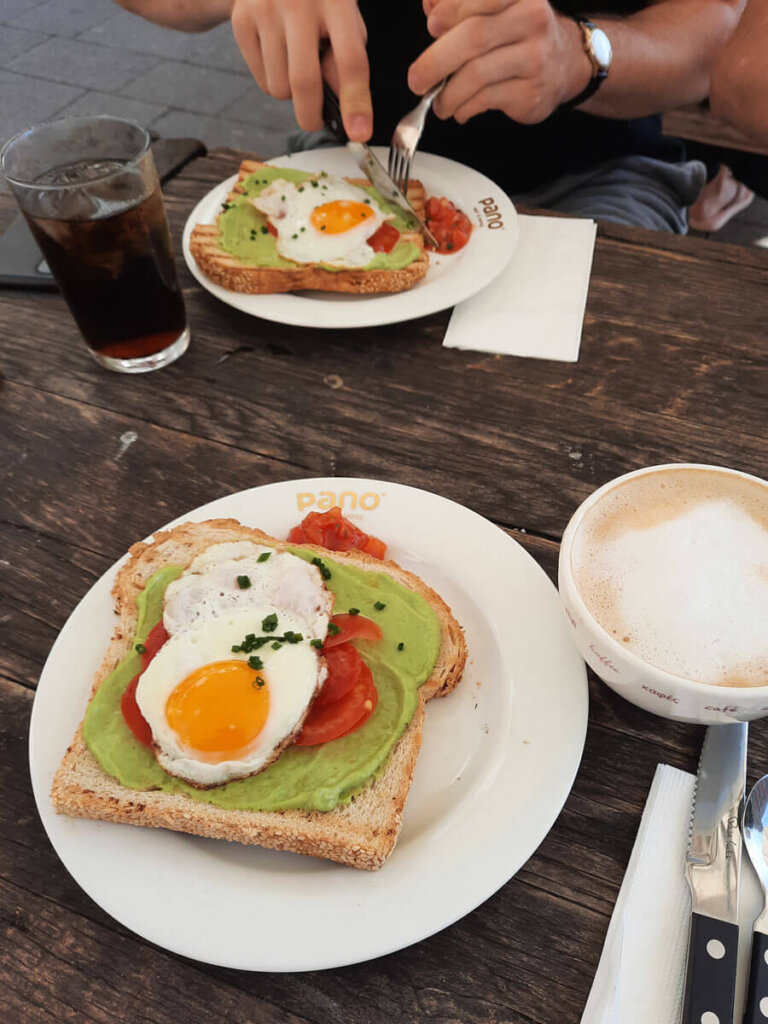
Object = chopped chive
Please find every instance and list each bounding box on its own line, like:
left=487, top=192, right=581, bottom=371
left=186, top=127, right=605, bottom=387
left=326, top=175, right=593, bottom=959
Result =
left=311, top=556, right=331, bottom=580
left=374, top=601, right=386, bottom=611
left=135, top=642, right=147, bottom=655
left=397, top=642, right=405, bottom=651
left=320, top=225, right=326, bottom=231
left=281, top=195, right=286, bottom=201
left=261, top=226, right=268, bottom=234
left=236, top=574, right=251, bottom=589
left=292, top=233, right=298, bottom=239
left=447, top=243, right=454, bottom=250
left=283, top=631, right=303, bottom=644
left=327, top=622, right=341, bottom=636
left=271, top=641, right=282, bottom=651
left=311, top=180, right=319, bottom=188
left=298, top=186, right=304, bottom=192
left=253, top=675, right=266, bottom=688
left=348, top=608, right=360, bottom=616
left=310, top=639, right=323, bottom=649
left=257, top=551, right=271, bottom=562
left=364, top=198, right=371, bottom=204
left=300, top=226, right=305, bottom=232
left=262, top=612, right=278, bottom=632
left=231, top=644, right=241, bottom=653
left=248, top=655, right=264, bottom=670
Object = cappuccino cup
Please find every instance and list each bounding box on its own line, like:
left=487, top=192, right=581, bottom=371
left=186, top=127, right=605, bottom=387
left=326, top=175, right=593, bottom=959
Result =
left=558, top=463, right=768, bottom=723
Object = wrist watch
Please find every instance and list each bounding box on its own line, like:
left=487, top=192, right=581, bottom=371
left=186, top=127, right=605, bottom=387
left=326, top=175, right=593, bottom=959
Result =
left=563, top=18, right=612, bottom=108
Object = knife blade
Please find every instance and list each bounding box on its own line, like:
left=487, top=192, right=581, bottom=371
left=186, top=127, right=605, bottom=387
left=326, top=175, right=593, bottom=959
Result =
left=682, top=722, right=748, bottom=1024
left=320, top=83, right=438, bottom=248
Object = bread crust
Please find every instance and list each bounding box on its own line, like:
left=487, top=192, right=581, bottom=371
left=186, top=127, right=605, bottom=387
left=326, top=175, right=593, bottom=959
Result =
left=51, top=519, right=467, bottom=870
left=189, top=160, right=430, bottom=295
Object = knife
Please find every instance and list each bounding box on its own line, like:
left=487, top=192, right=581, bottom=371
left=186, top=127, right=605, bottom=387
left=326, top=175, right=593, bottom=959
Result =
left=682, top=722, right=748, bottom=1024
left=320, top=82, right=438, bottom=248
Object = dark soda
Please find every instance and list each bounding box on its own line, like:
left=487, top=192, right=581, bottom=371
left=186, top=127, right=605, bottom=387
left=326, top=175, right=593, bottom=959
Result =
left=25, top=171, right=186, bottom=360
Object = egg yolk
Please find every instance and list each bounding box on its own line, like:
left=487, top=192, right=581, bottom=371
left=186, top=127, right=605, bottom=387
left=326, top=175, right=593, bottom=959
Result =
left=310, top=199, right=375, bottom=235
left=165, top=660, right=270, bottom=763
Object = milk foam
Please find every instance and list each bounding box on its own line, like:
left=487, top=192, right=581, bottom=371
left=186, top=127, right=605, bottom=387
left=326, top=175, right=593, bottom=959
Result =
left=571, top=469, right=768, bottom=686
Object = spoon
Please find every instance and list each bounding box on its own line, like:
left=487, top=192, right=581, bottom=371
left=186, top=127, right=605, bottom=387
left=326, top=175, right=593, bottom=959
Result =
left=742, top=774, right=768, bottom=1023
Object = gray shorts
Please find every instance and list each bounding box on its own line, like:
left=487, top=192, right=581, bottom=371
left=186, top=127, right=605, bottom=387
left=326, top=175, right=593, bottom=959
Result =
left=288, top=129, right=706, bottom=234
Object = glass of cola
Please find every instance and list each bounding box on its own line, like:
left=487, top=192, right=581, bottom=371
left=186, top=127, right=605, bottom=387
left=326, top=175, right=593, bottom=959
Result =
left=1, top=115, right=189, bottom=373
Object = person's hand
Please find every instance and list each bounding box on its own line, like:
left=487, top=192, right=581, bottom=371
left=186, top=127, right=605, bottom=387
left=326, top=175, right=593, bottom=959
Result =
left=231, top=0, right=372, bottom=141
left=409, top=0, right=592, bottom=125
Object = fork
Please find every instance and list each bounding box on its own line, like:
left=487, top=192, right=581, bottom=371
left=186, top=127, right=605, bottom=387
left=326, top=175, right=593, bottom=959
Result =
left=388, top=80, right=446, bottom=195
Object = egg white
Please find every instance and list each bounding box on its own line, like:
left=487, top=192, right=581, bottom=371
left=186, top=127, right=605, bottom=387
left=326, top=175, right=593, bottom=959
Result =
left=163, top=542, right=333, bottom=641
left=251, top=176, right=390, bottom=269
left=136, top=608, right=326, bottom=786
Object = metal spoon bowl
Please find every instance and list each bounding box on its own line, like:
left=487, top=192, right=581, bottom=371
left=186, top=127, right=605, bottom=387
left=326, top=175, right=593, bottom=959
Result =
left=741, top=774, right=768, bottom=1023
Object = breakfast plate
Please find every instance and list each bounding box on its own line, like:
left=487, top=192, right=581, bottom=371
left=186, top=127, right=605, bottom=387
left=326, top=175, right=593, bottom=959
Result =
left=30, top=478, right=587, bottom=972
left=182, top=148, right=518, bottom=329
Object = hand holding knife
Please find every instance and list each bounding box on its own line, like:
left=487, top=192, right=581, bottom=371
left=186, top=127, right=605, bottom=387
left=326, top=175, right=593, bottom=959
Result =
left=682, top=723, right=747, bottom=1024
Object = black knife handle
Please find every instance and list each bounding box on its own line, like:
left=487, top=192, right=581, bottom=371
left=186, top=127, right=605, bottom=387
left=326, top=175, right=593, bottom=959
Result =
left=682, top=913, right=739, bottom=1024
left=321, top=81, right=348, bottom=144
left=743, top=931, right=768, bottom=1024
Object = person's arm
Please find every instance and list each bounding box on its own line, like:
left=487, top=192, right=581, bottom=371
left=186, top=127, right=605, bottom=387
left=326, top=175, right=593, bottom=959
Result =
left=709, top=0, right=768, bottom=142
left=115, top=0, right=372, bottom=140
left=408, top=0, right=743, bottom=126
left=115, top=0, right=232, bottom=32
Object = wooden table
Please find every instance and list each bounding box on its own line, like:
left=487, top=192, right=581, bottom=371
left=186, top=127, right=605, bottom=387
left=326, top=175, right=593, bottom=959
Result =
left=2, top=148, right=767, bottom=1024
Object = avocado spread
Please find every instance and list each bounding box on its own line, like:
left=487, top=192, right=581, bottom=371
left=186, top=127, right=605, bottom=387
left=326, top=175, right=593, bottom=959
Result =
left=217, top=166, right=422, bottom=273
left=83, top=550, right=441, bottom=812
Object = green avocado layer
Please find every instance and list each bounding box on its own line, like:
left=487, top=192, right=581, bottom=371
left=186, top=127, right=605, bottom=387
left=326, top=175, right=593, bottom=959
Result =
left=82, top=550, right=441, bottom=812
left=217, top=165, right=421, bottom=273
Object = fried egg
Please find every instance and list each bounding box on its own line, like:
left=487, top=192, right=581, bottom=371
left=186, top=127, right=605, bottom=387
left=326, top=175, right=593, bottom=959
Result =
left=135, top=543, right=333, bottom=786
left=251, top=176, right=390, bottom=268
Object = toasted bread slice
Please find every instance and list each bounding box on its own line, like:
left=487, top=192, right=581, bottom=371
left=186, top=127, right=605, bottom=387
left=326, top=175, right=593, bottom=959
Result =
left=189, top=159, right=430, bottom=295
left=51, top=520, right=466, bottom=870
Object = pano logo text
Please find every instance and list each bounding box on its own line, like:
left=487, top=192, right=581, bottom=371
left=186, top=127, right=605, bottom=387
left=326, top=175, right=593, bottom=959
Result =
left=297, top=490, right=382, bottom=513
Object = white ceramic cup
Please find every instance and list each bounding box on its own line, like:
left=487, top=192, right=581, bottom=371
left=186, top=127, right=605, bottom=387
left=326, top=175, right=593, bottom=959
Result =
left=558, top=463, right=768, bottom=724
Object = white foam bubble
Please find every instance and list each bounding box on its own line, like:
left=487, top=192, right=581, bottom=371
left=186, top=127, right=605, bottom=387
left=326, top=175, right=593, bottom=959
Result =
left=572, top=473, right=768, bottom=686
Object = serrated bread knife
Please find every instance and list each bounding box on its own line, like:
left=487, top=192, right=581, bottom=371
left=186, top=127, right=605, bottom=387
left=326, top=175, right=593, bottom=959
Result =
left=682, top=722, right=748, bottom=1024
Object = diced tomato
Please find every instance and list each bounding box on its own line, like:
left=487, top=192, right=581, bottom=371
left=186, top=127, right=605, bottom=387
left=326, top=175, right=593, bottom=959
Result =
left=288, top=506, right=387, bottom=559
left=425, top=196, right=472, bottom=254
left=266, top=219, right=277, bottom=237
left=315, top=643, right=363, bottom=708
left=121, top=674, right=153, bottom=747
left=295, top=661, right=377, bottom=746
left=324, top=613, right=383, bottom=649
left=368, top=222, right=400, bottom=253
left=122, top=621, right=169, bottom=746
left=141, top=621, right=169, bottom=672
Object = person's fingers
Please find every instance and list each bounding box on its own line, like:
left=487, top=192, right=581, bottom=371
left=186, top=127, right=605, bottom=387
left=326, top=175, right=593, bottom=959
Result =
left=433, top=42, right=532, bottom=118
left=285, top=12, right=324, bottom=130
left=453, top=77, right=542, bottom=123
left=325, top=1, right=372, bottom=141
left=427, top=0, right=513, bottom=36
left=231, top=1, right=268, bottom=92
left=410, top=17, right=500, bottom=94
left=256, top=2, right=291, bottom=99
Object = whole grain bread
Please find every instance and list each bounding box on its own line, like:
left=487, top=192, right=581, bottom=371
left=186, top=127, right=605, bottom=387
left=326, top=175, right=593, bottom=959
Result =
left=51, top=519, right=466, bottom=870
left=189, top=159, right=430, bottom=295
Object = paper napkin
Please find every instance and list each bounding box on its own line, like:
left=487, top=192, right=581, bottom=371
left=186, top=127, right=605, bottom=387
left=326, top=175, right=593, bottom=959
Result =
left=581, top=764, right=695, bottom=1024
left=442, top=214, right=596, bottom=361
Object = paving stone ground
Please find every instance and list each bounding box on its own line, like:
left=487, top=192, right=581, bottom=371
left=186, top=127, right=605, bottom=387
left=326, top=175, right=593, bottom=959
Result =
left=0, top=0, right=296, bottom=160
left=1, top=0, right=766, bottom=245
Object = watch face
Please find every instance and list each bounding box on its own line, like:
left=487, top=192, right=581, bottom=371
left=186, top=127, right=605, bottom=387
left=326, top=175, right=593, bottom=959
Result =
left=591, top=28, right=613, bottom=70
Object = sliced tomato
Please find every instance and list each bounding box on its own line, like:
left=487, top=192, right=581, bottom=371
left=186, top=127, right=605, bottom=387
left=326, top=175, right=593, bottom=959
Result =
left=288, top=506, right=387, bottom=559
left=324, top=613, right=383, bottom=649
left=295, top=661, right=377, bottom=746
left=121, top=674, right=153, bottom=747
left=368, top=222, right=400, bottom=253
left=266, top=219, right=278, bottom=238
left=315, top=643, right=364, bottom=708
left=140, top=621, right=169, bottom=672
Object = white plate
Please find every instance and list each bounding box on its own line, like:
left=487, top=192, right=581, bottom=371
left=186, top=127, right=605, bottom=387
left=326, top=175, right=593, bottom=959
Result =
left=182, top=148, right=518, bottom=329
left=30, top=478, right=587, bottom=972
